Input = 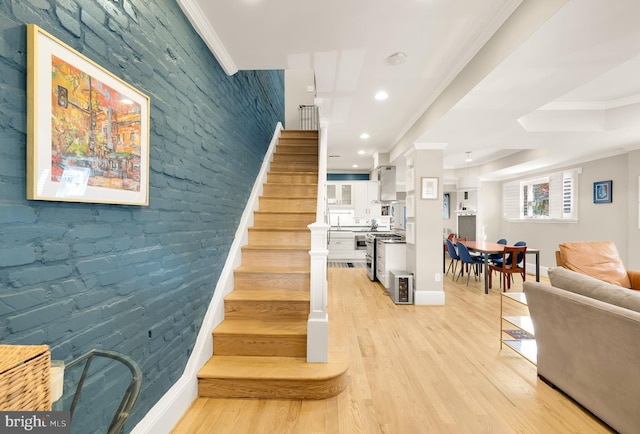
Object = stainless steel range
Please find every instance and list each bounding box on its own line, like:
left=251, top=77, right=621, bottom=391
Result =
left=365, top=232, right=403, bottom=281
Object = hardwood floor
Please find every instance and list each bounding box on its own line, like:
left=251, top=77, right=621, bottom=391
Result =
left=171, top=264, right=614, bottom=433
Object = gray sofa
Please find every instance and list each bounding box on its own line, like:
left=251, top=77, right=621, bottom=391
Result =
left=524, top=267, right=640, bottom=434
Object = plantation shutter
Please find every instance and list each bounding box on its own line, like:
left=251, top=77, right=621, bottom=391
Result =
left=562, top=169, right=578, bottom=220
left=548, top=172, right=563, bottom=219
left=503, top=181, right=520, bottom=220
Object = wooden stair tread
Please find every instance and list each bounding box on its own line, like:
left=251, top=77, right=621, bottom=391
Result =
left=258, top=196, right=316, bottom=200
left=259, top=198, right=316, bottom=203
left=273, top=153, right=318, bottom=158
left=248, top=227, right=310, bottom=232
left=254, top=210, right=315, bottom=215
left=259, top=196, right=317, bottom=200
left=275, top=148, right=318, bottom=153
left=234, top=265, right=309, bottom=273
left=215, top=319, right=306, bottom=335
left=229, top=286, right=311, bottom=294
left=264, top=183, right=318, bottom=187
left=249, top=225, right=312, bottom=231
left=265, top=180, right=318, bottom=184
left=270, top=162, right=318, bottom=167
left=280, top=131, right=318, bottom=135
left=198, top=350, right=349, bottom=380
left=225, top=289, right=310, bottom=302
left=268, top=171, right=318, bottom=175
left=242, top=245, right=310, bottom=252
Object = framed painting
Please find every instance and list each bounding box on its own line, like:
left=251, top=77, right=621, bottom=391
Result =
left=443, top=192, right=450, bottom=219
left=27, top=24, right=150, bottom=205
left=593, top=180, right=612, bottom=204
left=420, top=177, right=438, bottom=200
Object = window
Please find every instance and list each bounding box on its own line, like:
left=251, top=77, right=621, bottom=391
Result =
left=503, top=168, right=579, bottom=221
left=522, top=178, right=549, bottom=217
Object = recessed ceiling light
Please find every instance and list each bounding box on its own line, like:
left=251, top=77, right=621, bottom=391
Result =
left=360, top=133, right=370, bottom=140
left=386, top=52, right=407, bottom=66
left=375, top=91, right=389, bottom=101
left=352, top=164, right=359, bottom=168
left=358, top=150, right=365, bottom=155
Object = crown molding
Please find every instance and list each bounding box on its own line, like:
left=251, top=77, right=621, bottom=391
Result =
left=177, top=0, right=238, bottom=76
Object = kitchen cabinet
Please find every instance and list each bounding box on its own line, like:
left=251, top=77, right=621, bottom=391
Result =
left=328, top=231, right=366, bottom=261
left=375, top=239, right=406, bottom=289
left=354, top=181, right=381, bottom=219
left=327, top=182, right=353, bottom=208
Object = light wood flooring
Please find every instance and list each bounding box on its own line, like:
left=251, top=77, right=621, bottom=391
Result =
left=171, top=263, right=614, bottom=434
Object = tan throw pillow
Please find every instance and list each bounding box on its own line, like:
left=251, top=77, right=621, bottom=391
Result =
left=558, top=241, right=631, bottom=288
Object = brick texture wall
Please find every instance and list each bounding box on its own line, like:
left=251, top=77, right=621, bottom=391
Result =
left=0, top=0, right=284, bottom=431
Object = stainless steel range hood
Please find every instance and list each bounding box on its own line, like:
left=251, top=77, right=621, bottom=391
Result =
left=376, top=165, right=396, bottom=202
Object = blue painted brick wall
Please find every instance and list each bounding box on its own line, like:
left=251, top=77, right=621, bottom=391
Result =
left=0, top=0, right=284, bottom=432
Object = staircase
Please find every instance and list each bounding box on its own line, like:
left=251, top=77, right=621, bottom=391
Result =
left=197, top=130, right=349, bottom=400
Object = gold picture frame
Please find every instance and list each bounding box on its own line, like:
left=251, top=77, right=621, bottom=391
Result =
left=27, top=24, right=150, bottom=205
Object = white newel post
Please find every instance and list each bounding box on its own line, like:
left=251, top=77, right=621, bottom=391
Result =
left=307, top=109, right=329, bottom=363
left=307, top=222, right=329, bottom=362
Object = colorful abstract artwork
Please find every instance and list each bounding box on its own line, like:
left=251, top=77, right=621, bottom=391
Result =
left=51, top=56, right=142, bottom=192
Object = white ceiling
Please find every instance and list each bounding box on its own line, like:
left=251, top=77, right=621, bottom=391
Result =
left=178, top=0, right=640, bottom=181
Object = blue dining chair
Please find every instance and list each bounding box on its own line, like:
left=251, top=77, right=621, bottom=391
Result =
left=492, top=240, right=525, bottom=266
left=456, top=241, right=484, bottom=287
left=489, top=238, right=508, bottom=262
left=445, top=239, right=460, bottom=278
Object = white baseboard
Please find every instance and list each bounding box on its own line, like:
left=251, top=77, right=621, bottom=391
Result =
left=130, top=123, right=282, bottom=434
left=414, top=290, right=445, bottom=305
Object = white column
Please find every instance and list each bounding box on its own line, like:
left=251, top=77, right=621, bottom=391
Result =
left=405, top=146, right=445, bottom=305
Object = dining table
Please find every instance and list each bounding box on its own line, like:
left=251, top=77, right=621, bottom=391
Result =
left=463, top=241, right=540, bottom=294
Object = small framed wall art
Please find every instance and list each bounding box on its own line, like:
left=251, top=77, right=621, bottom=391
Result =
left=27, top=24, right=151, bottom=205
left=420, top=177, right=438, bottom=200
left=593, top=180, right=612, bottom=204
left=443, top=193, right=450, bottom=219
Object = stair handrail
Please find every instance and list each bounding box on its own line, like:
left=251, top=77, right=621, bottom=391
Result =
left=307, top=105, right=329, bottom=363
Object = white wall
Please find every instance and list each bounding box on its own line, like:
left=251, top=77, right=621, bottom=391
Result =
left=627, top=150, right=640, bottom=269
left=284, top=69, right=315, bottom=129
left=407, top=147, right=444, bottom=304
left=477, top=181, right=501, bottom=243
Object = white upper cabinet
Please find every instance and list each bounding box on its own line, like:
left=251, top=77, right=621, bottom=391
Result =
left=354, top=181, right=381, bottom=218
left=328, top=181, right=382, bottom=218
left=327, top=182, right=354, bottom=208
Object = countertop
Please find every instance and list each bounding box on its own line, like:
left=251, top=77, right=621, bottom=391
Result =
left=378, top=238, right=406, bottom=244
left=330, top=226, right=392, bottom=233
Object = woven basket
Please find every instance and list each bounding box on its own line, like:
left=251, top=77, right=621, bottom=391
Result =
left=0, top=345, right=51, bottom=411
